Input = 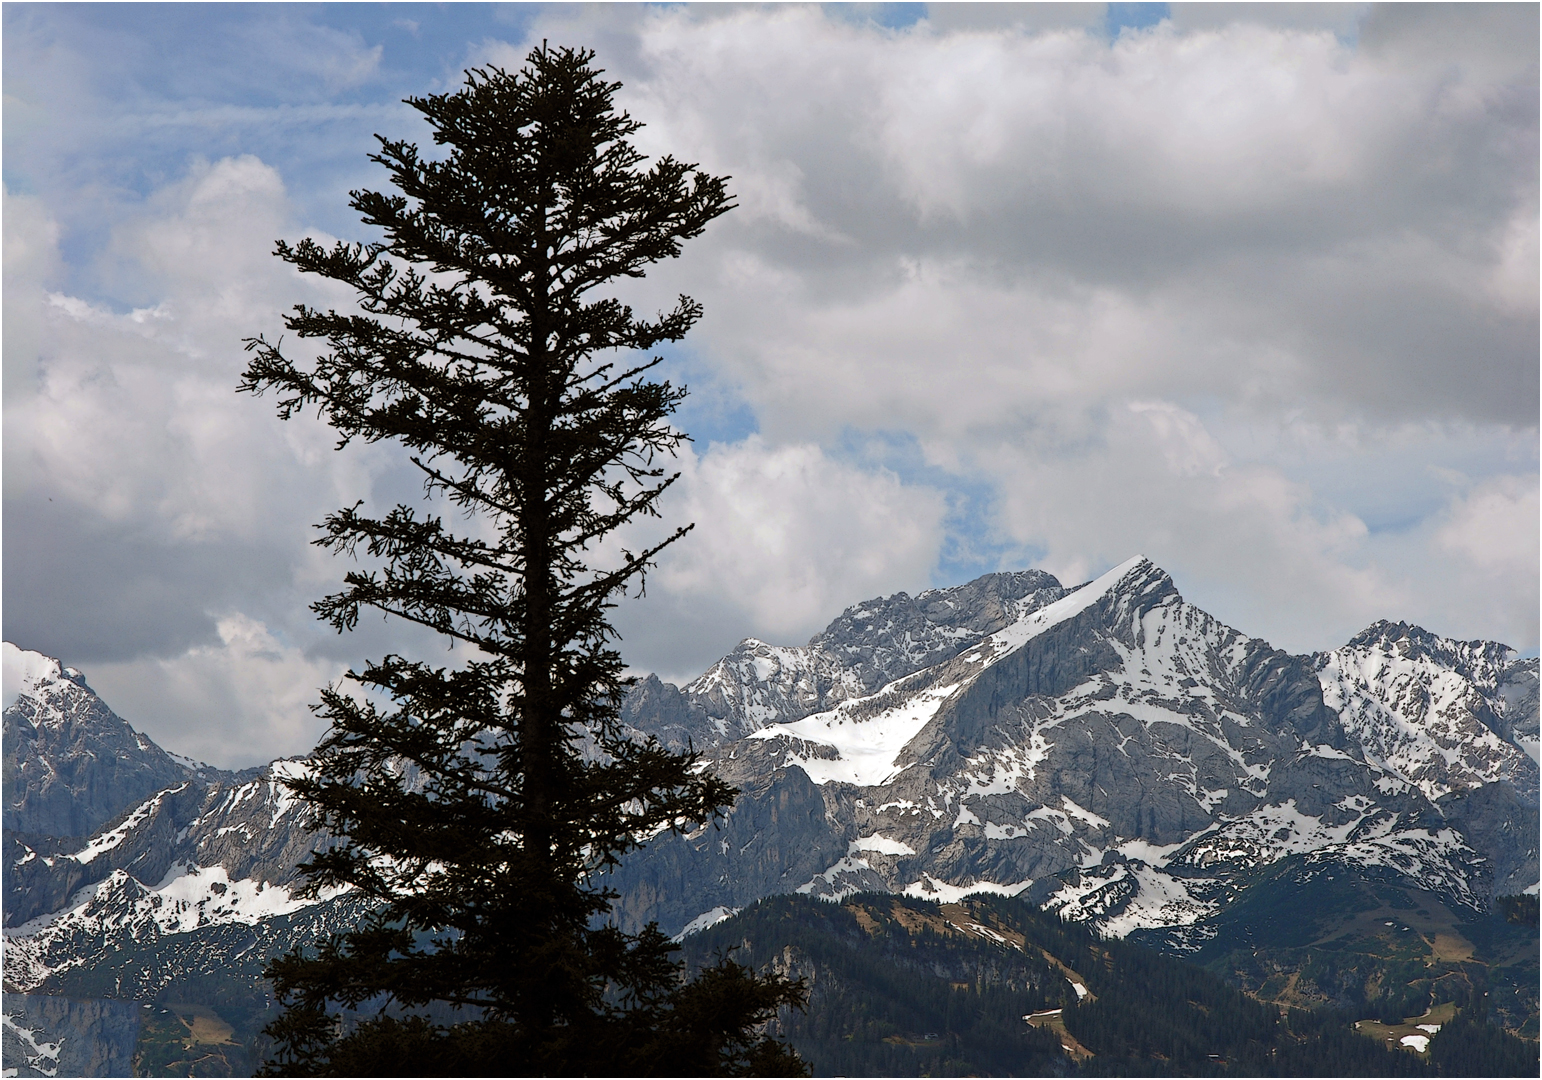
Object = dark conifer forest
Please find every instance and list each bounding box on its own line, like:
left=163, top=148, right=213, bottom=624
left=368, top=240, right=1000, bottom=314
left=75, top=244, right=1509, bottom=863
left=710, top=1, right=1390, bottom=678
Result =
left=681, top=893, right=1539, bottom=1077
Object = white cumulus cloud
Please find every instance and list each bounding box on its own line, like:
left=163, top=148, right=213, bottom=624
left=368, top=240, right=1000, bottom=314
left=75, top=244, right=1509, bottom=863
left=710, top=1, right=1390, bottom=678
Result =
left=612, top=437, right=949, bottom=680
left=87, top=615, right=346, bottom=768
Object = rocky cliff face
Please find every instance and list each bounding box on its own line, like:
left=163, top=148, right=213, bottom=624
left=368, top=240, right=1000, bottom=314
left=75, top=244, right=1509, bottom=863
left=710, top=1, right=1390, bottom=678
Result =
left=622, top=570, right=1067, bottom=747
left=1, top=647, right=334, bottom=1001
left=0, top=654, right=352, bottom=1075
left=2, top=645, right=190, bottom=840
left=4, top=752, right=327, bottom=936
left=609, top=558, right=1539, bottom=941
left=1316, top=622, right=1539, bottom=802
left=1, top=993, right=142, bottom=1078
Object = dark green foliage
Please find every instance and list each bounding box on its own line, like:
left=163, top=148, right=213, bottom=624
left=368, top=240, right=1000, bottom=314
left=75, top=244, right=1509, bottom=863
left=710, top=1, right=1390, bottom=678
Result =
left=133, top=1006, right=251, bottom=1077
left=1427, top=1008, right=1540, bottom=1077
left=1164, top=856, right=1538, bottom=1041
left=1066, top=937, right=1281, bottom=1072
left=1454, top=898, right=1541, bottom=1040
left=681, top=895, right=1072, bottom=1077
left=1063, top=940, right=1436, bottom=1077
left=681, top=892, right=1538, bottom=1077
left=1376, top=984, right=1431, bottom=1026
left=1495, top=894, right=1538, bottom=927
left=1263, top=1008, right=1430, bottom=1078
left=241, top=44, right=804, bottom=1076
left=1175, top=858, right=1382, bottom=961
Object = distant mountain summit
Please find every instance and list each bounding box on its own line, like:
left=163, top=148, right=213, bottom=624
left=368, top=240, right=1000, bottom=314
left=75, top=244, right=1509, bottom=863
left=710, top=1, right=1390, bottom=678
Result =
left=610, top=557, right=1538, bottom=941
left=2, top=645, right=334, bottom=956
left=1, top=646, right=357, bottom=1073
left=1317, top=620, right=1539, bottom=801
left=2, top=642, right=189, bottom=839
left=621, top=568, right=1066, bottom=748
left=2, top=558, right=1536, bottom=1071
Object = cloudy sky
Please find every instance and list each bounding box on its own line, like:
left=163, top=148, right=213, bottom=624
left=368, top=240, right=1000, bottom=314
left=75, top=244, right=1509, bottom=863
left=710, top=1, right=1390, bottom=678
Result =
left=4, top=2, right=1537, bottom=768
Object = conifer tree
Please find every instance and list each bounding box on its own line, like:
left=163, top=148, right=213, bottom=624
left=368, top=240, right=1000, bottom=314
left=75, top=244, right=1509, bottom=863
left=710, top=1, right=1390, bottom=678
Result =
left=240, top=45, right=806, bottom=1077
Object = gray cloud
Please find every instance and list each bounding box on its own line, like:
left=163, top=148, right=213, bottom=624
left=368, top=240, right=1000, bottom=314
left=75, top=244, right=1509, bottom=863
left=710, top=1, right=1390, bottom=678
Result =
left=923, top=4, right=1107, bottom=33
left=1169, top=4, right=1371, bottom=37
left=576, top=6, right=1536, bottom=429
left=1358, top=3, right=1539, bottom=80
left=4, top=491, right=253, bottom=663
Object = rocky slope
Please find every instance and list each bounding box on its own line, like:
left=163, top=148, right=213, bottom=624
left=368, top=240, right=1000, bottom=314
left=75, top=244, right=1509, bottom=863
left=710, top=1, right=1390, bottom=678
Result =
left=2, top=645, right=191, bottom=841
left=1316, top=621, right=1538, bottom=801
left=0, top=651, right=356, bottom=1074
left=620, top=569, right=1066, bottom=749
left=2, top=645, right=336, bottom=1009
left=611, top=557, right=1538, bottom=941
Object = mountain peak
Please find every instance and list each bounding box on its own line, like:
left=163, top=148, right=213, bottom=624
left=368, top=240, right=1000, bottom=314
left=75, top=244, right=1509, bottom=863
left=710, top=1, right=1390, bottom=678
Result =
left=1349, top=617, right=1516, bottom=657
left=4, top=643, right=191, bottom=838
left=1318, top=620, right=1538, bottom=805
left=985, top=555, right=1159, bottom=656
left=1080, top=554, right=1162, bottom=597
left=1338, top=621, right=1517, bottom=691
left=808, top=566, right=1069, bottom=652
left=3, top=642, right=88, bottom=710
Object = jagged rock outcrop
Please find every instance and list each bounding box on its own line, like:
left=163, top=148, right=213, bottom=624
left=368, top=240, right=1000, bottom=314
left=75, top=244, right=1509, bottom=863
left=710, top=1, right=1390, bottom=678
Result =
left=2, top=645, right=190, bottom=840
left=1313, top=622, right=1540, bottom=898
left=1315, top=621, right=1539, bottom=802
left=4, top=751, right=324, bottom=933
left=0, top=993, right=141, bottom=1078
left=623, top=570, right=1067, bottom=744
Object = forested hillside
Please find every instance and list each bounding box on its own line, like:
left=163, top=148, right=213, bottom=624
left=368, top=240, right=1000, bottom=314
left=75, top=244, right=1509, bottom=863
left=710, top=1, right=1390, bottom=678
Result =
left=1158, top=857, right=1540, bottom=1041
left=680, top=894, right=1539, bottom=1077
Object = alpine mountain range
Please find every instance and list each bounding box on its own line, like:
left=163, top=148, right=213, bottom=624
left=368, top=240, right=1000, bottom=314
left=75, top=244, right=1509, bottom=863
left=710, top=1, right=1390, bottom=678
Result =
left=2, top=556, right=1537, bottom=1073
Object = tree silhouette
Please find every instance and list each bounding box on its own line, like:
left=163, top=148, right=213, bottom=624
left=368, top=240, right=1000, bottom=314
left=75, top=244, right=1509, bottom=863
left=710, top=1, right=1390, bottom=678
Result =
left=242, top=44, right=805, bottom=1077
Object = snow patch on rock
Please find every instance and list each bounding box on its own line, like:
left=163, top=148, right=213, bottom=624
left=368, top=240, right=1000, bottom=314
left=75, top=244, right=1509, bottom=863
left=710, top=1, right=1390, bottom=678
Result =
left=674, top=906, right=740, bottom=941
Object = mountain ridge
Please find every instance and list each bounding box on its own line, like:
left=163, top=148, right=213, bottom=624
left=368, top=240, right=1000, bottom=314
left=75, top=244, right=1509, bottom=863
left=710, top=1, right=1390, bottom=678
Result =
left=609, top=557, right=1536, bottom=939
left=2, top=556, right=1536, bottom=1072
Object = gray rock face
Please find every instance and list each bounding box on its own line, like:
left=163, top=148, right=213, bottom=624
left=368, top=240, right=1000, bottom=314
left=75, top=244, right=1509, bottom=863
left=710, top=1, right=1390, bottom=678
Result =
left=1, top=993, right=141, bottom=1078
left=619, top=674, right=713, bottom=753
left=800, top=569, right=1068, bottom=698
left=1310, top=622, right=1541, bottom=903
left=0, top=650, right=357, bottom=1044
left=613, top=558, right=1539, bottom=939
left=1499, top=658, right=1540, bottom=745
left=607, top=764, right=860, bottom=935
left=622, top=570, right=1066, bottom=745
left=1, top=652, right=330, bottom=945
left=3, top=652, right=188, bottom=839
left=4, top=758, right=324, bottom=933
left=1315, top=621, right=1539, bottom=802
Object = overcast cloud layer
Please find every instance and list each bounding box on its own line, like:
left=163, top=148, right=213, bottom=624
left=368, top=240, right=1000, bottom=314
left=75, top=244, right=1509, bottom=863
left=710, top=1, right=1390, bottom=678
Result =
left=4, top=3, right=1536, bottom=767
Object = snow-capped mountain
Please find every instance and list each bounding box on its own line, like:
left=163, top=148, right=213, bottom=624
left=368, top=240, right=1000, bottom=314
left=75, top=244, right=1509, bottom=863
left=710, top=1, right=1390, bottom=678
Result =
left=2, top=556, right=1536, bottom=1064
left=620, top=569, right=1067, bottom=747
left=1316, top=621, right=1539, bottom=800
left=2, top=644, right=191, bottom=841
left=610, top=557, right=1538, bottom=941
left=2, top=645, right=337, bottom=1010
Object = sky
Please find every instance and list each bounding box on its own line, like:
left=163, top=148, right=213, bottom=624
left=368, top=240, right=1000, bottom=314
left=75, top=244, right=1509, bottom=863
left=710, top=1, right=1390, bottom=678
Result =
left=3, top=2, right=1537, bottom=768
